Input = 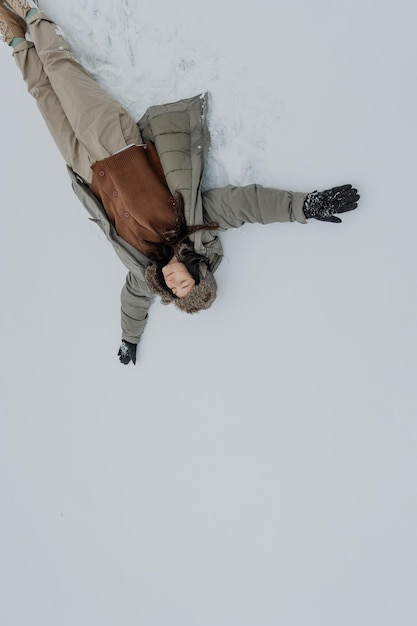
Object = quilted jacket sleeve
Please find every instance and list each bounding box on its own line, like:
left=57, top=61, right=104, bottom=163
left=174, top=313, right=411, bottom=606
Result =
left=120, top=272, right=155, bottom=344
left=201, top=184, right=308, bottom=228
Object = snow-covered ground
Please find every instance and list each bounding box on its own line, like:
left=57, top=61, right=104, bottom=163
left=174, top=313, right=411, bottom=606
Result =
left=1, top=1, right=416, bottom=624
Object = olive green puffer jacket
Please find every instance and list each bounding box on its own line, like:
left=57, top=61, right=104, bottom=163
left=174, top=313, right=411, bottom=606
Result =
left=68, top=93, right=307, bottom=345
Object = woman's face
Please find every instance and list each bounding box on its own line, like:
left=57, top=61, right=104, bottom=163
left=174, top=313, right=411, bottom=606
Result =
left=162, top=260, right=195, bottom=298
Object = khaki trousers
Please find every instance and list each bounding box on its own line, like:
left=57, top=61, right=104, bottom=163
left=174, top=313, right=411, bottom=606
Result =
left=13, top=12, right=142, bottom=183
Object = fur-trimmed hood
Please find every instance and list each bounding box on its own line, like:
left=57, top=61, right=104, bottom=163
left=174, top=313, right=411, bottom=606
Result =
left=144, top=260, right=217, bottom=314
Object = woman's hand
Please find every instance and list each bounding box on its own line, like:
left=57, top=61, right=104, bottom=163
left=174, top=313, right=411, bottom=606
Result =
left=118, top=340, right=137, bottom=365
left=303, top=185, right=360, bottom=223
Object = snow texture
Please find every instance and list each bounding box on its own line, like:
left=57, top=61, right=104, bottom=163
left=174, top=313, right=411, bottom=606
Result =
left=1, top=1, right=416, bottom=625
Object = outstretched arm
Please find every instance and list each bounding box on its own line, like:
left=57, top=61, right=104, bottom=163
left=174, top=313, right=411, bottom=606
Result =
left=118, top=272, right=155, bottom=365
left=202, top=183, right=360, bottom=228
left=201, top=184, right=308, bottom=229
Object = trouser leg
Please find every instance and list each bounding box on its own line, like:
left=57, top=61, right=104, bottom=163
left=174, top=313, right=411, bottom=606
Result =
left=12, top=39, right=94, bottom=181
left=26, top=13, right=142, bottom=159
left=17, top=12, right=142, bottom=180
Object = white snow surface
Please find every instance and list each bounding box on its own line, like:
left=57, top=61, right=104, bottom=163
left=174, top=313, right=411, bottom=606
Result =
left=1, top=1, right=416, bottom=625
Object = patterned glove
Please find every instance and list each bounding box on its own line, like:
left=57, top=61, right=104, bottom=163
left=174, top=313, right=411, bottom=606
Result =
left=118, top=340, right=137, bottom=365
left=303, top=184, right=360, bottom=223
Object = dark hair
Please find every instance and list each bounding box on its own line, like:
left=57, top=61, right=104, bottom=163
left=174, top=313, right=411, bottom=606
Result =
left=149, top=191, right=219, bottom=297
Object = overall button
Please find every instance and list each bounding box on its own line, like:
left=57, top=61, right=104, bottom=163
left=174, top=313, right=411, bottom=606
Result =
left=112, top=190, right=118, bottom=197
left=124, top=212, right=130, bottom=218
left=99, top=170, right=105, bottom=176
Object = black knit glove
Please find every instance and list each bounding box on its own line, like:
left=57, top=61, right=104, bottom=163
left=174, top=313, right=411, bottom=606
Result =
left=303, top=184, right=360, bottom=223
left=118, top=340, right=137, bottom=365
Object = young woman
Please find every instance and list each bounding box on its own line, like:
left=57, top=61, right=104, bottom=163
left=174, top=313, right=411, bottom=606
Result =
left=0, top=1, right=360, bottom=365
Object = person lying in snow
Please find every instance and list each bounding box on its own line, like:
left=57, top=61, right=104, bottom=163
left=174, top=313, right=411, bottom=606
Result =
left=1, top=1, right=360, bottom=365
